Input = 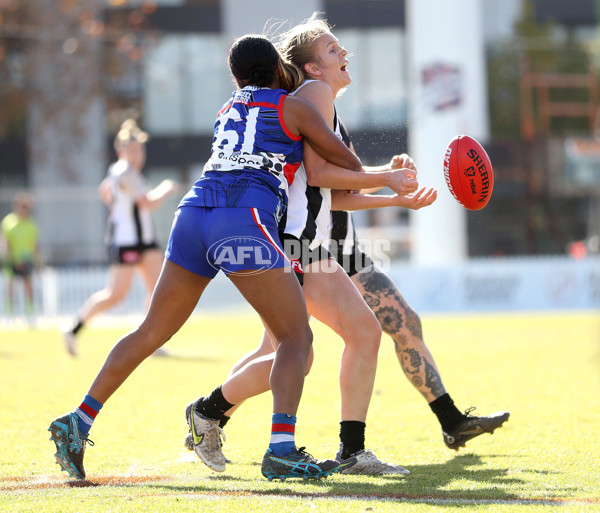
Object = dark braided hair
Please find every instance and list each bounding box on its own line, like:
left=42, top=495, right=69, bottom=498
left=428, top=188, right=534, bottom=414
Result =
left=229, top=34, right=280, bottom=88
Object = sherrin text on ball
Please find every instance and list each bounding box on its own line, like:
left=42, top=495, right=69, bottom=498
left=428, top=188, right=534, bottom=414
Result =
left=443, top=135, right=494, bottom=210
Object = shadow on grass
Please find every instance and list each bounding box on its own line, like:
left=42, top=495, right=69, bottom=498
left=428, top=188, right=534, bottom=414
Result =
left=138, top=453, right=579, bottom=503
left=8, top=454, right=584, bottom=505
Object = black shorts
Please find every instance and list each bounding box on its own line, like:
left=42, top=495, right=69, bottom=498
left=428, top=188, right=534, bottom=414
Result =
left=108, top=242, right=160, bottom=265
left=6, top=260, right=34, bottom=278
left=332, top=247, right=375, bottom=277
left=280, top=233, right=331, bottom=286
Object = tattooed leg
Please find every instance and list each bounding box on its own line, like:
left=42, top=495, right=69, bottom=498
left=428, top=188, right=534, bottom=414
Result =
left=351, top=266, right=447, bottom=403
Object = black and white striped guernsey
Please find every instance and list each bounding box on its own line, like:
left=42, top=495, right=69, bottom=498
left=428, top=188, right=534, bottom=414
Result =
left=280, top=80, right=340, bottom=249
left=327, top=118, right=361, bottom=261
left=105, top=160, right=157, bottom=248
left=280, top=82, right=362, bottom=261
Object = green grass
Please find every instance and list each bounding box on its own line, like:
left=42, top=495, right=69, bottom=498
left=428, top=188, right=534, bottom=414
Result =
left=1, top=311, right=599, bottom=512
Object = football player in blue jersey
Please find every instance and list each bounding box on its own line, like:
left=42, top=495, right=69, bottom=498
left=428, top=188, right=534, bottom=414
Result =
left=186, top=14, right=509, bottom=475
left=48, top=33, right=412, bottom=482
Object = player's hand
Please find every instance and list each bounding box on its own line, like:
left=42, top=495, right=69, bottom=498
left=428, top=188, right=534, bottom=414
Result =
left=387, top=168, right=419, bottom=196
left=98, top=176, right=113, bottom=206
left=391, top=187, right=437, bottom=210
left=159, top=179, right=180, bottom=195
left=390, top=153, right=416, bottom=172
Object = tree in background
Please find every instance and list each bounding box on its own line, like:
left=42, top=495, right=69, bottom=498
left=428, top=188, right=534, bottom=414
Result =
left=487, top=0, right=593, bottom=139
left=483, top=0, right=594, bottom=256
left=0, top=0, right=158, bottom=264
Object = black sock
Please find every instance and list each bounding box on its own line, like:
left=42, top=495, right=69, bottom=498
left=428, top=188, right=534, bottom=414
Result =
left=339, top=420, right=366, bottom=459
left=72, top=319, right=84, bottom=335
left=195, top=386, right=235, bottom=421
left=219, top=415, right=230, bottom=429
left=429, top=393, right=465, bottom=433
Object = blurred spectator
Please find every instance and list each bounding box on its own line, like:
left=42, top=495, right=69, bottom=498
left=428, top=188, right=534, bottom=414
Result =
left=1, top=192, right=40, bottom=326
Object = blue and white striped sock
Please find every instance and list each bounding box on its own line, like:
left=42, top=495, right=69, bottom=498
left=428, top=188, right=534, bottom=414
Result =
left=269, top=413, right=296, bottom=456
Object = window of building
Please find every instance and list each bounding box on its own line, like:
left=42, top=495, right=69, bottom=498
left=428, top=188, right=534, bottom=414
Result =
left=144, top=34, right=228, bottom=135
left=334, top=27, right=407, bottom=131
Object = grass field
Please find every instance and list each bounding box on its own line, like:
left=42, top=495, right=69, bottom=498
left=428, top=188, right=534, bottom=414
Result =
left=1, top=310, right=599, bottom=512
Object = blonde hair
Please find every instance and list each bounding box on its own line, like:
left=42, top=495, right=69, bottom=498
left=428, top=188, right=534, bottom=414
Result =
left=113, top=119, right=149, bottom=151
left=278, top=59, right=304, bottom=93
left=276, top=13, right=333, bottom=83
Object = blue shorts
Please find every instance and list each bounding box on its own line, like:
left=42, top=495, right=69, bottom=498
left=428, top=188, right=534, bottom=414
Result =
left=165, top=206, right=290, bottom=278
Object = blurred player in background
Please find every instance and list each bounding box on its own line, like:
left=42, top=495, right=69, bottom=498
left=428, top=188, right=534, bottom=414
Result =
left=62, top=119, right=179, bottom=357
left=1, top=192, right=40, bottom=326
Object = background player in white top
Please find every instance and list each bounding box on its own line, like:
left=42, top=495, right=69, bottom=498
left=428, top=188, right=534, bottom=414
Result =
left=63, top=119, right=179, bottom=357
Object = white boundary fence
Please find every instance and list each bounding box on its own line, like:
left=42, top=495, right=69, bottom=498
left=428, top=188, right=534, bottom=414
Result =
left=1, top=256, right=599, bottom=325
left=0, top=266, right=250, bottom=325
left=387, top=256, right=600, bottom=313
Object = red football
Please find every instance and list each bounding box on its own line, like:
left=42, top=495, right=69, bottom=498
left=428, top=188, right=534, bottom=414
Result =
left=443, top=135, right=494, bottom=210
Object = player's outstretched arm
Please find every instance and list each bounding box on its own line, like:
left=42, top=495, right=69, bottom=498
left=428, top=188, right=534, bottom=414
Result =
left=331, top=187, right=437, bottom=212
left=137, top=179, right=180, bottom=211
left=284, top=95, right=362, bottom=173
left=287, top=81, right=418, bottom=195
left=360, top=153, right=417, bottom=194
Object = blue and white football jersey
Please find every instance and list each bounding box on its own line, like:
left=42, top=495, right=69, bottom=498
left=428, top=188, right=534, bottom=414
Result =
left=180, top=86, right=303, bottom=221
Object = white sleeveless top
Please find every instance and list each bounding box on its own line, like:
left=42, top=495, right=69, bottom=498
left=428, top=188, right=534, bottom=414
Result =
left=106, top=160, right=156, bottom=247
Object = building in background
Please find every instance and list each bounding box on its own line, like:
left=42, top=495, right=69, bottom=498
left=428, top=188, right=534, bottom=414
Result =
left=0, top=0, right=599, bottom=265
